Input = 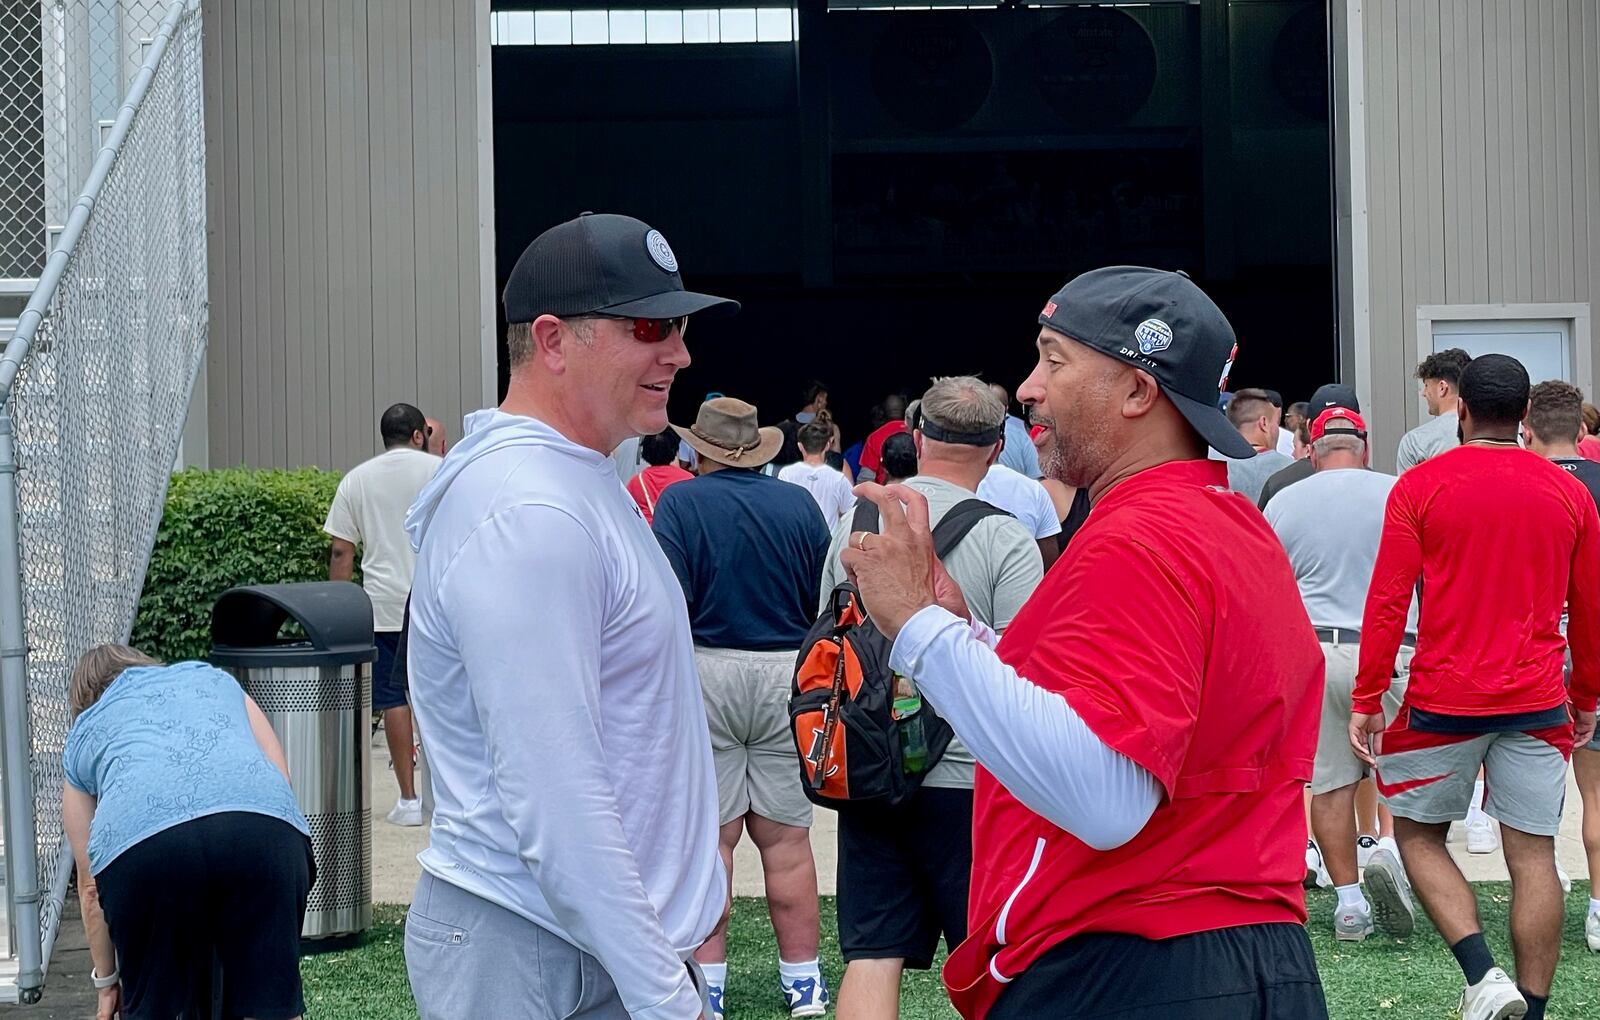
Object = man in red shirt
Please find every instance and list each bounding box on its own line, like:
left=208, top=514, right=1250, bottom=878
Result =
left=855, top=394, right=908, bottom=483
left=841, top=267, right=1327, bottom=1020
left=1352, top=353, right=1600, bottom=1020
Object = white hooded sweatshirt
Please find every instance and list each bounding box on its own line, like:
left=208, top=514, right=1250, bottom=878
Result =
left=405, top=409, right=723, bottom=1020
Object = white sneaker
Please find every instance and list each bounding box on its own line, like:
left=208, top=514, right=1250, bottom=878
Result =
left=1586, top=911, right=1600, bottom=952
left=1333, top=900, right=1374, bottom=942
left=1458, top=967, right=1527, bottom=1020
left=1556, top=858, right=1572, bottom=895
left=386, top=797, right=423, bottom=827
left=1304, top=839, right=1332, bottom=889
left=1362, top=848, right=1415, bottom=938
left=1466, top=817, right=1500, bottom=855
left=1356, top=834, right=1380, bottom=869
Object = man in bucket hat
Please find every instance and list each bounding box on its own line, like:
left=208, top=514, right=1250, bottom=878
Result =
left=651, top=396, right=833, bottom=1020
left=403, top=213, right=736, bottom=1020
left=840, top=266, right=1328, bottom=1019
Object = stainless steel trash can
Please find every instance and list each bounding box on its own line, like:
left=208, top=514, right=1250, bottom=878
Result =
left=209, top=581, right=376, bottom=940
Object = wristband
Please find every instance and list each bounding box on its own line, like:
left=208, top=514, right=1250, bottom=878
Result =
left=91, top=966, right=119, bottom=990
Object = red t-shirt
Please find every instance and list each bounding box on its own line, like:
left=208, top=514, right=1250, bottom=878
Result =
left=1354, top=445, right=1600, bottom=717
left=944, top=459, right=1322, bottom=1020
left=857, top=421, right=907, bottom=478
left=1581, top=435, right=1600, bottom=463
left=626, top=464, right=693, bottom=525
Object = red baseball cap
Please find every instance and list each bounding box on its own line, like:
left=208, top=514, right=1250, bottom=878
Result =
left=1309, top=406, right=1367, bottom=442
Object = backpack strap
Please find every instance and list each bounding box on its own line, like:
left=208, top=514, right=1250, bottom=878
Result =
left=851, top=498, right=880, bottom=536
left=930, top=498, right=1012, bottom=560
left=849, top=495, right=1009, bottom=561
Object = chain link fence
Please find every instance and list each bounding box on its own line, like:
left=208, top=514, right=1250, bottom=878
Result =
left=0, top=0, right=205, bottom=999
left=1, top=0, right=169, bottom=288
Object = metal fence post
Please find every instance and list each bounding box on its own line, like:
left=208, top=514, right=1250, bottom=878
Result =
left=0, top=406, right=43, bottom=1003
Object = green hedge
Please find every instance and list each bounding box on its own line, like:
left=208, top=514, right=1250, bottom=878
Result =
left=132, top=467, right=350, bottom=663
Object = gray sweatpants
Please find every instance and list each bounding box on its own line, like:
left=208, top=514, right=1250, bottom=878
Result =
left=405, top=871, right=711, bottom=1019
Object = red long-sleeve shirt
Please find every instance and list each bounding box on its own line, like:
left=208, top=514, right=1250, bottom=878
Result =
left=1354, top=445, right=1600, bottom=717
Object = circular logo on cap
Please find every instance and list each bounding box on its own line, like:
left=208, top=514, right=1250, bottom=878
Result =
left=645, top=230, right=678, bottom=274
left=1134, top=318, right=1173, bottom=356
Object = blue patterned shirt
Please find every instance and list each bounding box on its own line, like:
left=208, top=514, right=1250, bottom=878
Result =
left=64, top=661, right=309, bottom=874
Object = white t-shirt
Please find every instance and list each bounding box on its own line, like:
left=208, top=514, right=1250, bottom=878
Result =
left=404, top=410, right=722, bottom=1020
left=978, top=464, right=1064, bottom=541
left=778, top=461, right=855, bottom=525
left=323, top=446, right=440, bottom=631
left=1264, top=466, right=1419, bottom=632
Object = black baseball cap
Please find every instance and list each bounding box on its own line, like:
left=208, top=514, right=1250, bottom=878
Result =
left=1038, top=266, right=1253, bottom=459
left=503, top=212, right=740, bottom=323
left=1308, top=383, right=1359, bottom=413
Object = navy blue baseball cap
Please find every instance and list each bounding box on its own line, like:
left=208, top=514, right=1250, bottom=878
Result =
left=1038, top=266, right=1252, bottom=459
left=503, top=213, right=740, bottom=323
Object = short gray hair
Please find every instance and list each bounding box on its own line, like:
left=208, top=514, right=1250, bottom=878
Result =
left=506, top=317, right=594, bottom=368
left=506, top=321, right=535, bottom=367
left=1311, top=434, right=1366, bottom=459
left=919, top=376, right=1006, bottom=434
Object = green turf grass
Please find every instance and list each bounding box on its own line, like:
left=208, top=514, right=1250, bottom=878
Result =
left=301, top=886, right=1600, bottom=1019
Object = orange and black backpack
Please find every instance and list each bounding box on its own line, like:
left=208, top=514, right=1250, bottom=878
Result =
left=790, top=497, right=1010, bottom=809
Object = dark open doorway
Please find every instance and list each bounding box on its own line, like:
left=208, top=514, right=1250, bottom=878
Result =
left=491, top=1, right=1334, bottom=440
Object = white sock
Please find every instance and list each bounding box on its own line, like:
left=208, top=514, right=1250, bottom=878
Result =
left=701, top=962, right=727, bottom=988
left=1335, top=883, right=1368, bottom=911
left=1589, top=898, right=1600, bottom=918
left=778, top=957, right=821, bottom=983
left=1467, top=780, right=1487, bottom=822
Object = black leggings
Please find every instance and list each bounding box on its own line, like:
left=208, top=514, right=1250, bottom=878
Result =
left=95, top=812, right=315, bottom=1020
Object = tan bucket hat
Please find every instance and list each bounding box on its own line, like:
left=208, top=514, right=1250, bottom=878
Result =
left=672, top=397, right=783, bottom=469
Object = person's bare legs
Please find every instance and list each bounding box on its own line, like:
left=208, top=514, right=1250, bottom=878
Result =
left=383, top=706, right=417, bottom=801
left=695, top=818, right=745, bottom=965
left=1311, top=784, right=1360, bottom=887
left=837, top=959, right=904, bottom=1020
left=1577, top=750, right=1600, bottom=896
left=1355, top=778, right=1380, bottom=839
left=1394, top=818, right=1483, bottom=943
left=746, top=813, right=820, bottom=962
left=1499, top=823, right=1564, bottom=997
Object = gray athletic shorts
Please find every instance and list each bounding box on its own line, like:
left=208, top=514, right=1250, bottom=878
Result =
left=695, top=646, right=813, bottom=829
left=405, top=872, right=713, bottom=1019
left=1311, top=642, right=1410, bottom=795
left=1374, top=707, right=1570, bottom=836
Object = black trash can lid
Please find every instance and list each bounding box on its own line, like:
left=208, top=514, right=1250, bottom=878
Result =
left=210, top=581, right=378, bottom=667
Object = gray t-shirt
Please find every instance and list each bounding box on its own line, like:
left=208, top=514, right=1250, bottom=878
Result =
left=1264, top=467, right=1419, bottom=631
left=1225, top=449, right=1294, bottom=505
left=1396, top=411, right=1459, bottom=473
left=818, top=475, right=1044, bottom=788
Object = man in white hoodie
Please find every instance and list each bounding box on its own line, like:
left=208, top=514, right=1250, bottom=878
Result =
left=401, top=212, right=739, bottom=1020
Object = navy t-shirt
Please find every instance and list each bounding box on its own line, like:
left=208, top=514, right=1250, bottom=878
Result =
left=652, top=468, right=831, bottom=650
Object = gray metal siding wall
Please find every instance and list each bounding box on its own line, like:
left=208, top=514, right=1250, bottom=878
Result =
left=202, top=0, right=493, bottom=470
left=1356, top=0, right=1600, bottom=467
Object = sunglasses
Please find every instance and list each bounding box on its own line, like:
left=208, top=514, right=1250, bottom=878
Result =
left=582, top=314, right=689, bottom=344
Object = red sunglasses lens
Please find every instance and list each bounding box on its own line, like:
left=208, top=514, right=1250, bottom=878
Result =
left=632, top=317, right=686, bottom=343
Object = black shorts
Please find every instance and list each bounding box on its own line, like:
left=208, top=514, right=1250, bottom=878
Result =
left=836, top=785, right=972, bottom=970
left=374, top=630, right=406, bottom=711
left=95, top=812, right=316, bottom=1020
left=990, top=922, right=1328, bottom=1020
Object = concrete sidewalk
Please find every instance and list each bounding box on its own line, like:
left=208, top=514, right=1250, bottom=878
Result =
left=370, top=725, right=1594, bottom=903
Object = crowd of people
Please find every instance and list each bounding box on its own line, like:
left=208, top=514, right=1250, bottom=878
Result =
left=54, top=209, right=1600, bottom=1020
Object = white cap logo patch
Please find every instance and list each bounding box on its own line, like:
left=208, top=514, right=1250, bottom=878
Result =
left=645, top=229, right=678, bottom=274
left=1135, top=318, right=1173, bottom=356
